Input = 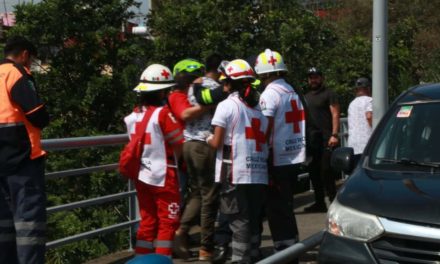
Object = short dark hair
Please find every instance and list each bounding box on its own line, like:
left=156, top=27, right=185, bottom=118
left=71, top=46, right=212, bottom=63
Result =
left=174, top=72, right=199, bottom=90
left=205, top=53, right=223, bottom=73
left=138, top=90, right=166, bottom=106
left=4, top=36, right=37, bottom=57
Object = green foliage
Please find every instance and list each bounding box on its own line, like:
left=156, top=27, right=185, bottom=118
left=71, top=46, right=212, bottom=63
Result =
left=328, top=0, right=440, bottom=108
left=147, top=0, right=336, bottom=85
left=9, top=0, right=150, bottom=262
left=11, top=0, right=151, bottom=137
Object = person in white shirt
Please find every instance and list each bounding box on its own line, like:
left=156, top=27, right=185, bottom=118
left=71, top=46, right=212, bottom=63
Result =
left=255, top=49, right=306, bottom=260
left=348, top=77, right=373, bottom=165
left=207, top=59, right=268, bottom=263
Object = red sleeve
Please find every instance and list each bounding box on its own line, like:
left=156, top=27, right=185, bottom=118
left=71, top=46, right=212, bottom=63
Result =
left=159, top=107, right=184, bottom=146
left=167, top=91, right=192, bottom=122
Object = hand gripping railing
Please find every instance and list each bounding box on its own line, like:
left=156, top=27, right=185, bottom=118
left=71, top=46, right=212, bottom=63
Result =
left=41, top=134, right=140, bottom=250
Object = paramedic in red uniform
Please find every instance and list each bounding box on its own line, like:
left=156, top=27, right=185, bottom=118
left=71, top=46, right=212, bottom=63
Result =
left=124, top=64, right=184, bottom=257
left=0, top=36, right=50, bottom=264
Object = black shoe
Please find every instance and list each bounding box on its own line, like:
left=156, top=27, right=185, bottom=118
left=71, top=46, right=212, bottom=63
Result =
left=173, top=232, right=191, bottom=260
left=304, top=203, right=327, bottom=213
left=212, top=244, right=229, bottom=264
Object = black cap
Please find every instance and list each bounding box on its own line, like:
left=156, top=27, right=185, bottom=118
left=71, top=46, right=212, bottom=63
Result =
left=307, top=67, right=322, bottom=76
left=355, top=77, right=370, bottom=88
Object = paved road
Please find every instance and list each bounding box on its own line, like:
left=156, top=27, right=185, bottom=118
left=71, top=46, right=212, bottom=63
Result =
left=172, top=191, right=327, bottom=264
left=87, top=191, right=328, bottom=264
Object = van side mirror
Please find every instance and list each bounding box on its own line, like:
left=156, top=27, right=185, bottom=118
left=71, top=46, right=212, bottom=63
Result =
left=331, top=147, right=355, bottom=174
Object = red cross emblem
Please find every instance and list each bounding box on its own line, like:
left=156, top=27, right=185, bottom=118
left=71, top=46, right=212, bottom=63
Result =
left=268, top=56, right=277, bottom=66
left=161, top=69, right=170, bottom=79
left=168, top=202, right=180, bottom=215
left=227, top=66, right=234, bottom=73
left=132, top=123, right=151, bottom=145
left=245, top=118, right=266, bottom=152
left=285, top=100, right=305, bottom=133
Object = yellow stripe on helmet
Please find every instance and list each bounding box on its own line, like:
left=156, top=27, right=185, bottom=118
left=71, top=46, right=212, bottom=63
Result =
left=201, top=88, right=213, bottom=104
left=259, top=53, right=268, bottom=65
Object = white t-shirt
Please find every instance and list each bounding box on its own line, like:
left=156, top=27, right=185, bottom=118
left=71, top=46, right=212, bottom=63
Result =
left=211, top=93, right=239, bottom=146
left=184, top=77, right=219, bottom=141
left=348, top=95, right=373, bottom=154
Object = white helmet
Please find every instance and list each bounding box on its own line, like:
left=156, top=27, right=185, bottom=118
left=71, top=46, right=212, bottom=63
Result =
left=133, top=64, right=176, bottom=92
left=254, top=49, right=288, bottom=75
left=224, top=59, right=255, bottom=80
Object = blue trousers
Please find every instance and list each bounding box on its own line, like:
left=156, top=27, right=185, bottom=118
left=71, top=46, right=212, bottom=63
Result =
left=0, top=157, right=46, bottom=264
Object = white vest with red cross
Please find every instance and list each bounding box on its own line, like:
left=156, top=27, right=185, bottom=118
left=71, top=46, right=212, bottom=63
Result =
left=265, top=80, right=306, bottom=166
left=215, top=96, right=269, bottom=184
left=124, top=107, right=170, bottom=187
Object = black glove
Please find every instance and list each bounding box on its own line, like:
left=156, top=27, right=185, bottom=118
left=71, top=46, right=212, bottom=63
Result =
left=193, top=83, right=228, bottom=105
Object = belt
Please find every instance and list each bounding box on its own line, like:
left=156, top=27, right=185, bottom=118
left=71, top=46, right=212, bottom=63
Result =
left=223, top=145, right=232, bottom=164
left=0, top=122, right=24, bottom=128
left=167, top=157, right=177, bottom=168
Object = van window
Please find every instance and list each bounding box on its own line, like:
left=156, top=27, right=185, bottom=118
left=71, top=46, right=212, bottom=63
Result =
left=369, top=102, right=440, bottom=172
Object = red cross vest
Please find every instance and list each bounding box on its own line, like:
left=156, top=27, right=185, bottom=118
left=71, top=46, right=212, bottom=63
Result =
left=124, top=107, right=173, bottom=187
left=215, top=96, right=268, bottom=184
left=263, top=80, right=306, bottom=166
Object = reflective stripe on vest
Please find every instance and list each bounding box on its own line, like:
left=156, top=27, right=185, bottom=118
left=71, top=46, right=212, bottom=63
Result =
left=0, top=63, right=45, bottom=159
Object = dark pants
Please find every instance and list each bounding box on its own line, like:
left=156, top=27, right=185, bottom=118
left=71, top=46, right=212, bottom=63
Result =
left=219, top=160, right=265, bottom=263
left=214, top=212, right=232, bottom=246
left=0, top=157, right=46, bottom=264
left=220, top=183, right=265, bottom=263
left=309, top=147, right=337, bottom=204
left=266, top=164, right=300, bottom=255
left=180, top=140, right=220, bottom=251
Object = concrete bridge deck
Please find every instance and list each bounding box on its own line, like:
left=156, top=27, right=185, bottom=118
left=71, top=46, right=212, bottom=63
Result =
left=86, top=190, right=328, bottom=264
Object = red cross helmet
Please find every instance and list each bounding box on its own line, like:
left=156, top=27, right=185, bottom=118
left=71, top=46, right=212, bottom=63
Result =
left=224, top=59, right=255, bottom=80
left=133, top=64, right=176, bottom=92
left=254, top=49, right=288, bottom=75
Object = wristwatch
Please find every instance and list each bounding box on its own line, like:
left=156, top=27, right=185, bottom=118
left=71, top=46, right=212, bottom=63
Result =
left=331, top=133, right=339, bottom=138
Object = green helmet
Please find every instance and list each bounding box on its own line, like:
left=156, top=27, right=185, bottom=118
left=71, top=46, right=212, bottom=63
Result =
left=173, top=59, right=205, bottom=76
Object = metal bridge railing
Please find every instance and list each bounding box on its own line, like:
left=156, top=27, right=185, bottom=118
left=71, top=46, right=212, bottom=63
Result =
left=42, top=134, right=140, bottom=250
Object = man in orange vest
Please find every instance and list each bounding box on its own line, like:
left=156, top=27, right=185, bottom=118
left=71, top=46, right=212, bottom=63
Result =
left=0, top=36, right=50, bottom=264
